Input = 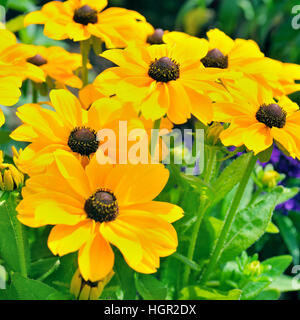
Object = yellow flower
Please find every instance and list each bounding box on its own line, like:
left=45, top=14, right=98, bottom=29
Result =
left=79, top=84, right=106, bottom=110
left=24, top=0, right=151, bottom=47
left=70, top=268, right=114, bottom=300
left=275, top=61, right=300, bottom=96
left=200, top=28, right=287, bottom=95
left=0, top=29, right=45, bottom=82
left=17, top=150, right=183, bottom=281
left=10, top=89, right=157, bottom=175
left=213, top=78, right=300, bottom=158
left=94, top=40, right=226, bottom=124
left=0, top=150, right=24, bottom=191
left=19, top=44, right=82, bottom=88
left=0, top=29, right=44, bottom=126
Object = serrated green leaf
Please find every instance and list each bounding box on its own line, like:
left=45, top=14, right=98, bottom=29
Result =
left=211, top=152, right=253, bottom=206
left=219, top=187, right=283, bottom=263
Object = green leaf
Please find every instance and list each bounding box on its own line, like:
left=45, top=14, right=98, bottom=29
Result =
left=194, top=216, right=222, bottom=263
left=29, top=257, right=60, bottom=281
left=0, top=195, right=30, bottom=275
left=135, top=274, right=167, bottom=300
left=219, top=187, right=283, bottom=263
left=211, top=152, right=253, bottom=206
left=241, top=280, right=271, bottom=300
left=274, top=215, right=300, bottom=264
left=7, top=0, right=36, bottom=12
left=275, top=187, right=299, bottom=206
left=257, top=145, right=273, bottom=163
left=114, top=250, right=136, bottom=300
left=254, top=289, right=280, bottom=300
left=179, top=286, right=242, bottom=300
left=44, top=253, right=77, bottom=294
left=261, top=255, right=293, bottom=277
left=10, top=273, right=70, bottom=300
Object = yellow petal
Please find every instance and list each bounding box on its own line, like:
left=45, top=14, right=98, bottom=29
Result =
left=79, top=230, right=114, bottom=282
left=48, top=220, right=93, bottom=256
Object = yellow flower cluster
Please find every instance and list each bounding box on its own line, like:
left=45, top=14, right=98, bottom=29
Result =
left=1, top=0, right=300, bottom=293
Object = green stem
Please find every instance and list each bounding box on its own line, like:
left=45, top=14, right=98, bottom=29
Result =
left=182, top=146, right=217, bottom=287
left=150, top=118, right=162, bottom=158
left=80, top=39, right=91, bottom=87
left=32, top=82, right=38, bottom=104
left=6, top=194, right=28, bottom=277
left=200, top=152, right=257, bottom=284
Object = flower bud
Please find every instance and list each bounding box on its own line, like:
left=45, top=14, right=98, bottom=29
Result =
left=244, top=261, right=263, bottom=277
left=70, top=269, right=115, bottom=300
left=206, top=122, right=224, bottom=145
left=0, top=149, right=24, bottom=191
left=261, top=170, right=280, bottom=188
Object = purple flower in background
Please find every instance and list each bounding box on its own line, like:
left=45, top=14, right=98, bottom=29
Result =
left=264, top=146, right=300, bottom=214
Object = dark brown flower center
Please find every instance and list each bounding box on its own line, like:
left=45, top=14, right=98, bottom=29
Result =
left=68, top=127, right=99, bottom=156
left=84, top=189, right=119, bottom=223
left=146, top=29, right=165, bottom=45
left=27, top=54, right=47, bottom=66
left=201, top=49, right=228, bottom=69
left=256, top=103, right=287, bottom=128
left=148, top=57, right=180, bottom=82
left=73, top=5, right=98, bottom=25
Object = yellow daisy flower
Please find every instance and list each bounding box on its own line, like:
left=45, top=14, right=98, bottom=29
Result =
left=17, top=150, right=183, bottom=281
left=94, top=40, right=226, bottom=124
left=213, top=78, right=300, bottom=158
left=0, top=29, right=45, bottom=82
left=19, top=44, right=83, bottom=88
left=200, top=28, right=286, bottom=95
left=0, top=29, right=45, bottom=127
left=10, top=89, right=161, bottom=175
left=24, top=0, right=151, bottom=47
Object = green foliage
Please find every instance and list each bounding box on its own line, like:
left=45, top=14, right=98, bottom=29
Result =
left=135, top=274, right=168, bottom=300
left=179, top=286, right=242, bottom=300
left=219, top=187, right=283, bottom=263
left=0, top=194, right=30, bottom=276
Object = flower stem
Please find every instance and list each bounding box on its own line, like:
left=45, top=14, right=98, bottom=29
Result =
left=32, top=82, right=38, bottom=103
left=150, top=118, right=162, bottom=160
left=182, top=146, right=217, bottom=287
left=199, top=152, right=257, bottom=284
left=80, top=39, right=91, bottom=87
